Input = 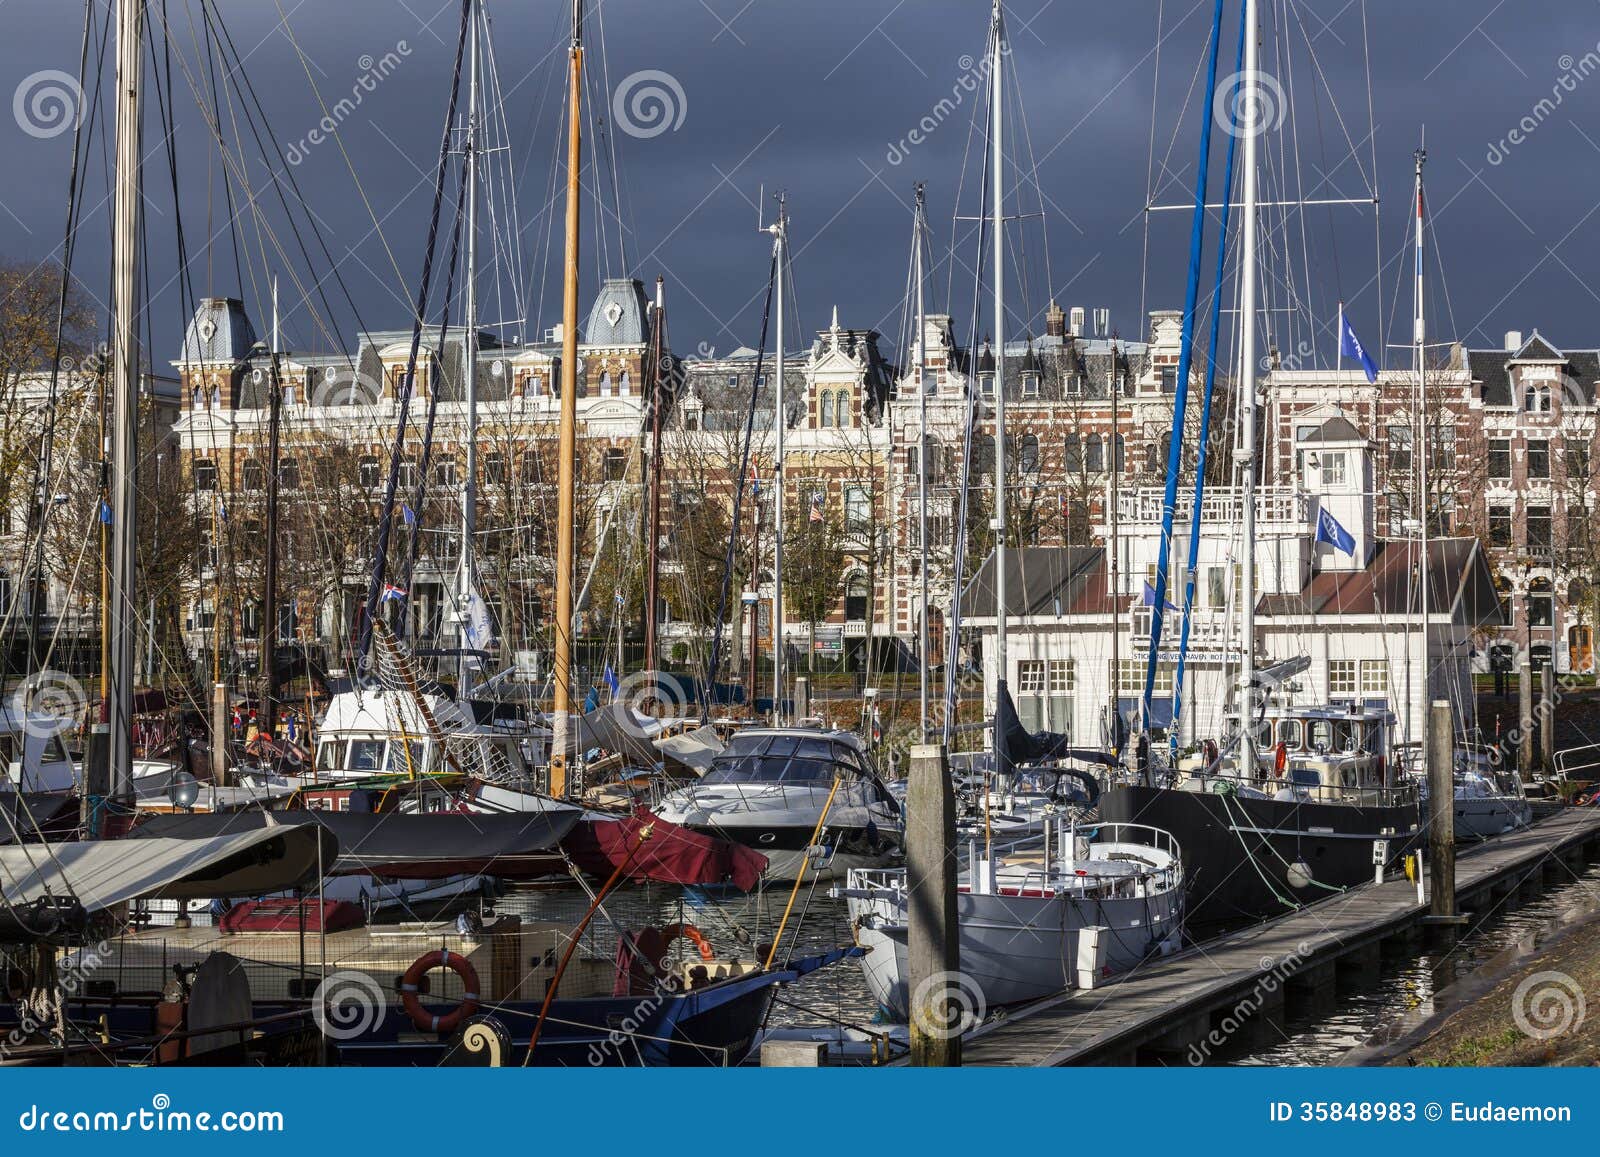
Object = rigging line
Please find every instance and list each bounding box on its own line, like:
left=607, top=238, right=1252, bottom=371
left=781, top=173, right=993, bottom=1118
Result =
left=1140, top=0, right=1165, bottom=327
left=701, top=255, right=777, bottom=722
left=21, top=0, right=97, bottom=683
left=1173, top=0, right=1245, bottom=741
left=1141, top=0, right=1225, bottom=736
left=1361, top=0, right=1383, bottom=370
left=1286, top=0, right=1344, bottom=304
left=271, top=0, right=409, bottom=295
left=941, top=58, right=995, bottom=747
left=399, top=165, right=471, bottom=616
left=591, top=0, right=630, bottom=277
left=358, top=0, right=474, bottom=669
left=193, top=1, right=375, bottom=353
left=196, top=1, right=245, bottom=308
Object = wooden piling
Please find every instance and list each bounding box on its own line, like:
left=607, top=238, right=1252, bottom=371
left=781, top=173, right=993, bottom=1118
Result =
left=1541, top=660, right=1556, bottom=775
left=1518, top=656, right=1535, bottom=777
left=906, top=742, right=960, bottom=1067
left=1427, top=699, right=1457, bottom=921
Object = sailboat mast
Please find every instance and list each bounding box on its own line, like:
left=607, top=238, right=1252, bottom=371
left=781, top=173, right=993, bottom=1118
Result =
left=914, top=183, right=930, bottom=742
left=459, top=0, right=480, bottom=695
left=262, top=277, right=282, bottom=731
left=990, top=0, right=1008, bottom=720
left=769, top=194, right=787, bottom=724
left=1238, top=0, right=1259, bottom=769
left=644, top=278, right=665, bottom=690
left=550, top=0, right=583, bottom=796
left=1413, top=142, right=1429, bottom=731
left=107, top=0, right=144, bottom=805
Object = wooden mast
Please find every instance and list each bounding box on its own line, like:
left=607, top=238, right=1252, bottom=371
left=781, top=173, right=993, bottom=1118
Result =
left=261, top=279, right=282, bottom=736
left=550, top=0, right=583, bottom=797
left=106, top=0, right=145, bottom=815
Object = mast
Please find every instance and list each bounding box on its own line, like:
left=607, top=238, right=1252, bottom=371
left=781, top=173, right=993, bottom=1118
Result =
left=1237, top=0, right=1260, bottom=771
left=550, top=0, right=582, bottom=796
left=913, top=183, right=931, bottom=742
left=107, top=0, right=144, bottom=808
left=1413, top=141, right=1429, bottom=735
left=262, top=278, right=282, bottom=732
left=644, top=277, right=665, bottom=693
left=458, top=0, right=480, bottom=695
left=1109, top=337, right=1120, bottom=753
left=767, top=193, right=788, bottom=724
left=990, top=0, right=1009, bottom=738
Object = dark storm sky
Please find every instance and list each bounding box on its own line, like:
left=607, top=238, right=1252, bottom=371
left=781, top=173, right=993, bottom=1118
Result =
left=4, top=0, right=1600, bottom=368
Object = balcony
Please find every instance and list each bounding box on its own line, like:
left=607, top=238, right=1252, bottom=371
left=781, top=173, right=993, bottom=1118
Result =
left=1114, top=486, right=1307, bottom=529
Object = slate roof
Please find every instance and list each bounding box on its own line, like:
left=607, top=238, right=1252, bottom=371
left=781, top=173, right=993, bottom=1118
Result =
left=584, top=278, right=652, bottom=346
left=1465, top=329, right=1600, bottom=407
left=179, top=298, right=258, bottom=365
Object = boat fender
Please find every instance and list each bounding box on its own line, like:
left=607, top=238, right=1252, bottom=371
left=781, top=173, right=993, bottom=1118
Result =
left=1274, top=741, right=1288, bottom=778
left=399, top=949, right=481, bottom=1035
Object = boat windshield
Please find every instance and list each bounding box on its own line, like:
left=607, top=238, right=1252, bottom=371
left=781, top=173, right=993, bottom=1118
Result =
left=700, top=734, right=856, bottom=786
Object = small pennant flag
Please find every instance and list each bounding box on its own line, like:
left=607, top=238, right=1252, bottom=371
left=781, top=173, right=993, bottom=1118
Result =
left=1314, top=507, right=1357, bottom=556
left=1141, top=581, right=1179, bottom=612
left=401, top=503, right=417, bottom=527
left=380, top=583, right=408, bottom=605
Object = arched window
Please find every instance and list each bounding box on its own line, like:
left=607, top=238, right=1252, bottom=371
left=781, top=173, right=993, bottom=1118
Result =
left=820, top=390, right=836, bottom=428
left=1020, top=434, right=1040, bottom=474
left=603, top=447, right=626, bottom=482
left=241, top=459, right=264, bottom=491
left=1064, top=434, right=1082, bottom=472
left=1086, top=434, right=1104, bottom=473
left=599, top=371, right=612, bottom=396
left=619, top=371, right=631, bottom=394
left=1145, top=443, right=1160, bottom=476
left=1525, top=383, right=1551, bottom=413
left=1114, top=433, right=1126, bottom=472
left=844, top=571, right=870, bottom=621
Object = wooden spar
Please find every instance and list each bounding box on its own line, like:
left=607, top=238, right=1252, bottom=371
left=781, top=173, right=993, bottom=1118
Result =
left=550, top=0, right=583, bottom=798
left=107, top=0, right=144, bottom=808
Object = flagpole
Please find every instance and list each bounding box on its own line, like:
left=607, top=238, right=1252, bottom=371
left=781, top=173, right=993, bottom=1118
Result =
left=1336, top=300, right=1344, bottom=379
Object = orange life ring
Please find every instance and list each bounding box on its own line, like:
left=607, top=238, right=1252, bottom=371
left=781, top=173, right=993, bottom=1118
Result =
left=659, top=923, right=715, bottom=962
left=399, top=949, right=481, bottom=1034
left=1274, top=741, right=1288, bottom=778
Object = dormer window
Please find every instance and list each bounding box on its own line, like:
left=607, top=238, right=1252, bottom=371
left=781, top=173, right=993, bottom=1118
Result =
left=1023, top=372, right=1041, bottom=397
left=1524, top=383, right=1552, bottom=413
left=979, top=372, right=995, bottom=396
left=1159, top=367, right=1177, bottom=394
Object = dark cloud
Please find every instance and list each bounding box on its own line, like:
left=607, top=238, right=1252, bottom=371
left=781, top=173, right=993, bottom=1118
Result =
left=4, top=0, right=1599, bottom=364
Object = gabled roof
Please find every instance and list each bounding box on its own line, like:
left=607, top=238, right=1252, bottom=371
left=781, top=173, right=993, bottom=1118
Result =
left=1296, top=414, right=1368, bottom=445
left=1509, top=330, right=1564, bottom=362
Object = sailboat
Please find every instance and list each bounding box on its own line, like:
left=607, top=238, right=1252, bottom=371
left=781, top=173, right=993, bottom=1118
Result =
left=841, top=2, right=1185, bottom=1017
left=1096, top=0, right=1425, bottom=932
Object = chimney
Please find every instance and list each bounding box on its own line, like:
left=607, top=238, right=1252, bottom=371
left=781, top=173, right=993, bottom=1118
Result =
left=1045, top=301, right=1066, bottom=339
left=1504, top=330, right=1523, bottom=353
left=1093, top=308, right=1110, bottom=339
left=1069, top=306, right=1086, bottom=336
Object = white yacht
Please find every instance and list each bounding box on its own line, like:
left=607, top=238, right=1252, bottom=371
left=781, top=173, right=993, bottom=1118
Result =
left=652, top=728, right=902, bottom=882
left=839, top=819, right=1184, bottom=1017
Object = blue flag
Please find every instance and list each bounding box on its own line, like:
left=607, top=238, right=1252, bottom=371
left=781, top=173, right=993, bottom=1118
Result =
left=602, top=662, right=620, bottom=699
left=401, top=503, right=417, bottom=527
left=1315, top=507, right=1357, bottom=556
left=1141, top=581, right=1179, bottom=612
left=1339, top=310, right=1378, bottom=384
left=97, top=499, right=112, bottom=525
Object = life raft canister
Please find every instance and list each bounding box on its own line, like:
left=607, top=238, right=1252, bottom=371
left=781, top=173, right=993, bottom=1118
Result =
left=399, top=949, right=481, bottom=1034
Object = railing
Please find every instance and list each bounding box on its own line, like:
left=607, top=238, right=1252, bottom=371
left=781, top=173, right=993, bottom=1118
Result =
left=1554, top=744, right=1600, bottom=782
left=1115, top=486, right=1308, bottom=527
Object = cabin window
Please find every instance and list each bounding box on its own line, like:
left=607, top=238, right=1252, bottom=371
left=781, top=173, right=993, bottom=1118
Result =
left=347, top=740, right=384, bottom=772
left=1276, top=719, right=1303, bottom=751
left=385, top=740, right=426, bottom=774
left=317, top=740, right=338, bottom=770
left=1307, top=721, right=1333, bottom=751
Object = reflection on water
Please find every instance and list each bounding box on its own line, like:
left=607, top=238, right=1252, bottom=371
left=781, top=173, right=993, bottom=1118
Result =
left=492, top=880, right=879, bottom=1029
left=1231, top=862, right=1600, bottom=1066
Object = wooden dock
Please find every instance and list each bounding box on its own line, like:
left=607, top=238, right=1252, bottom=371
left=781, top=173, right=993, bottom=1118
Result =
left=955, top=805, right=1600, bottom=1066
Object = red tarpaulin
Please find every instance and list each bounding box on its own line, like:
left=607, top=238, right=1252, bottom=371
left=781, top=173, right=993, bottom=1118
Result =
left=562, top=810, right=767, bottom=893
left=219, top=897, right=366, bottom=934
